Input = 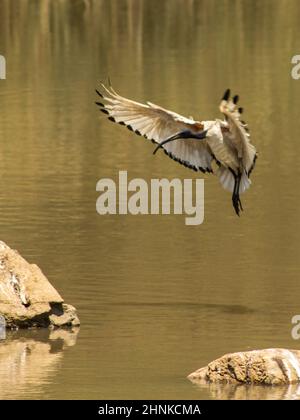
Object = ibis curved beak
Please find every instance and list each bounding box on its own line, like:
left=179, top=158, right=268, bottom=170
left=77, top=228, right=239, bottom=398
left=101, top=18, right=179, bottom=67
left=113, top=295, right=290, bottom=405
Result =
left=153, top=129, right=208, bottom=155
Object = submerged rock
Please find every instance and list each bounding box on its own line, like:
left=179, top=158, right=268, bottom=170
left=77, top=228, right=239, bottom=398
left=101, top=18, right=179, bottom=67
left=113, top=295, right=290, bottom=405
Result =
left=0, top=241, right=80, bottom=329
left=188, top=349, right=300, bottom=385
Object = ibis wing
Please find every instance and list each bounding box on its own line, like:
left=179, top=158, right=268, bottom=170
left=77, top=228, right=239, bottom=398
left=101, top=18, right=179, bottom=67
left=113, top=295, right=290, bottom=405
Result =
left=159, top=137, right=213, bottom=173
left=96, top=84, right=213, bottom=173
left=219, top=90, right=257, bottom=175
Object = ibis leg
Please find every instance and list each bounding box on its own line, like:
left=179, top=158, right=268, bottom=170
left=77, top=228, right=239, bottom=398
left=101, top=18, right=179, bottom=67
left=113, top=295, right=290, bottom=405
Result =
left=232, top=174, right=243, bottom=216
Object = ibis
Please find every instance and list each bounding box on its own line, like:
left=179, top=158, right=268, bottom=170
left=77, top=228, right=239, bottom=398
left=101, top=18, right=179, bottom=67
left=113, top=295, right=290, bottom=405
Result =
left=95, top=84, right=257, bottom=216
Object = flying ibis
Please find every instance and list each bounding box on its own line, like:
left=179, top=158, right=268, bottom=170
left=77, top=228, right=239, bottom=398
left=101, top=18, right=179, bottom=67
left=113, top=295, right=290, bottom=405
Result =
left=95, top=84, right=257, bottom=216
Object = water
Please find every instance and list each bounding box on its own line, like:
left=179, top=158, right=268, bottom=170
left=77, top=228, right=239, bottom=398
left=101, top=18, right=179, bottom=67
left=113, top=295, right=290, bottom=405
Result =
left=0, top=0, right=300, bottom=400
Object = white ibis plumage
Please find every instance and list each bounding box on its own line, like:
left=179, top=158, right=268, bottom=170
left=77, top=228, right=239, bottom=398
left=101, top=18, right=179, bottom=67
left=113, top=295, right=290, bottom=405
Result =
left=95, top=84, right=257, bottom=216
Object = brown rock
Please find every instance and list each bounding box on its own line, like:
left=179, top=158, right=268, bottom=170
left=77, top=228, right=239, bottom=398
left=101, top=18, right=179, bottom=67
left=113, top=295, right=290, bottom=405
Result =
left=0, top=240, right=80, bottom=328
left=49, top=303, right=80, bottom=327
left=188, top=349, right=300, bottom=385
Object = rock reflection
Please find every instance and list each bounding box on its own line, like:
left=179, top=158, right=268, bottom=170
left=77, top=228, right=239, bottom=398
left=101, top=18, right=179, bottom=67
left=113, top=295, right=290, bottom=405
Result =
left=0, top=328, right=79, bottom=399
left=191, top=381, right=300, bottom=400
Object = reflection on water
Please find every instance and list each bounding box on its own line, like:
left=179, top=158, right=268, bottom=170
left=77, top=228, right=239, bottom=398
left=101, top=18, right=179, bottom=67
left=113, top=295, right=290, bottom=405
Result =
left=0, top=0, right=300, bottom=399
left=0, top=329, right=79, bottom=399
left=191, top=382, right=300, bottom=400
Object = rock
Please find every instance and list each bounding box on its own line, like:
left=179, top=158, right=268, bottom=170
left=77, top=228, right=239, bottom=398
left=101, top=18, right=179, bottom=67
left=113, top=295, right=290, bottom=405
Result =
left=188, top=349, right=300, bottom=385
left=49, top=303, right=79, bottom=327
left=0, top=240, right=80, bottom=328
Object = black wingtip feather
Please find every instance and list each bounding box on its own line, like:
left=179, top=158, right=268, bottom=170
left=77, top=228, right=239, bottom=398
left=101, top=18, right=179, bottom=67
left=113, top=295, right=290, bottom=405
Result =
left=223, top=89, right=230, bottom=101
left=233, top=95, right=239, bottom=104
left=95, top=89, right=103, bottom=98
left=238, top=107, right=243, bottom=114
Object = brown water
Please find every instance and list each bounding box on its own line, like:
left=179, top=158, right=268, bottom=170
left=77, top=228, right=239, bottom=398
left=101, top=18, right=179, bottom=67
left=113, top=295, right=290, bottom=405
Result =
left=0, top=0, right=300, bottom=400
